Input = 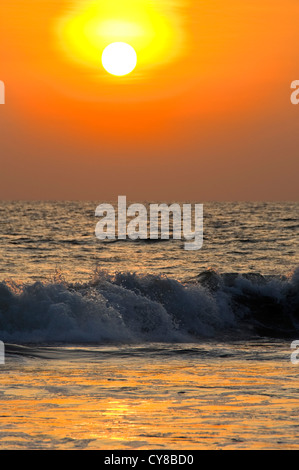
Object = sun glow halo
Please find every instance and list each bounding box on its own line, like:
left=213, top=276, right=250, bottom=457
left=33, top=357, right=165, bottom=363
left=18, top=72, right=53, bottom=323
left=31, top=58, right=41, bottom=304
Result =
left=57, top=0, right=185, bottom=74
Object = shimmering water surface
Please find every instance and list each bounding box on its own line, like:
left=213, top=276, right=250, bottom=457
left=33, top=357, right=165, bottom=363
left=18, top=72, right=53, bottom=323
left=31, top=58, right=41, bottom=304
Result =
left=0, top=201, right=297, bottom=283
left=1, top=341, right=299, bottom=450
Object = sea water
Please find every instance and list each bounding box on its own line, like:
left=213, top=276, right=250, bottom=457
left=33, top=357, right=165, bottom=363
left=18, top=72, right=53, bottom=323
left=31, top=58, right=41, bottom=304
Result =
left=0, top=201, right=298, bottom=449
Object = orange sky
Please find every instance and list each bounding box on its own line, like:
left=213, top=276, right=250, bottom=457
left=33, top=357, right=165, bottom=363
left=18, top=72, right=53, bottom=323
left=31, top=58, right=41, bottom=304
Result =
left=0, top=0, right=299, bottom=200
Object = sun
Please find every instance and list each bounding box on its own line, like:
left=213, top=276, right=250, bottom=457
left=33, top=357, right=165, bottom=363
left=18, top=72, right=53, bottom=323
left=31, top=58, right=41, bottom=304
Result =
left=102, top=42, right=137, bottom=76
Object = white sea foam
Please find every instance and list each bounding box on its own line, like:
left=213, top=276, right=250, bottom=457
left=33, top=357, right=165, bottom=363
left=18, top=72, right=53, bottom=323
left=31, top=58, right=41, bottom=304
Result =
left=0, top=268, right=298, bottom=344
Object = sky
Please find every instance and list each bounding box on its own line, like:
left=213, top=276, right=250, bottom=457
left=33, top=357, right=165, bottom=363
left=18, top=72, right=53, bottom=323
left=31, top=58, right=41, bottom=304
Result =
left=0, top=0, right=299, bottom=201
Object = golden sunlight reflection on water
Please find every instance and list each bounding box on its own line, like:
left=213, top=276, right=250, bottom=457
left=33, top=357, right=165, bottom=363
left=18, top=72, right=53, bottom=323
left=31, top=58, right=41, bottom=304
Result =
left=0, top=342, right=298, bottom=450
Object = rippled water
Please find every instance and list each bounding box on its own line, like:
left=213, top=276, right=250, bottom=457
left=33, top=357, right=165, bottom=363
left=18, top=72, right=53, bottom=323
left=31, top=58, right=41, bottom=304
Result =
left=1, top=341, right=298, bottom=450
left=0, top=201, right=297, bottom=283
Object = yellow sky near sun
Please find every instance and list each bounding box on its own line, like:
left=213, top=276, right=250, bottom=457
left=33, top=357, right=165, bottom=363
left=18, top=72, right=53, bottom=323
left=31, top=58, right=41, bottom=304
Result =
left=2, top=0, right=298, bottom=105
left=57, top=0, right=186, bottom=72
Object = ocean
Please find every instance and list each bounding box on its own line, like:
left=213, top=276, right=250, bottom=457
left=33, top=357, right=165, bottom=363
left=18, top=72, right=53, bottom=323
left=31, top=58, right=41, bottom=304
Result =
left=0, top=201, right=298, bottom=449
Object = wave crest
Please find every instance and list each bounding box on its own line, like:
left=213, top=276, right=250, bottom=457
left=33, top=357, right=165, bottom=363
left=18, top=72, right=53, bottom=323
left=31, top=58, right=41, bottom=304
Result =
left=0, top=268, right=298, bottom=343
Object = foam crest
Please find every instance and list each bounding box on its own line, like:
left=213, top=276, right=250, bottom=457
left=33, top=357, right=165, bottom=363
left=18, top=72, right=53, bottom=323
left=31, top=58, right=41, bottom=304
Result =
left=0, top=268, right=298, bottom=343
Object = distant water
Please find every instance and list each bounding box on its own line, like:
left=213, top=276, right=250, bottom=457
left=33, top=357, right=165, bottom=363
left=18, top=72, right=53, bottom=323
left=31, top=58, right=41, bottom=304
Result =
left=0, top=201, right=297, bottom=284
left=0, top=201, right=298, bottom=449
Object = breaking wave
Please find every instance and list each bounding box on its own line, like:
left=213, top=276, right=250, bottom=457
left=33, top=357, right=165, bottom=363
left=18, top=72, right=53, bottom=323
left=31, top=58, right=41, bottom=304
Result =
left=0, top=268, right=298, bottom=343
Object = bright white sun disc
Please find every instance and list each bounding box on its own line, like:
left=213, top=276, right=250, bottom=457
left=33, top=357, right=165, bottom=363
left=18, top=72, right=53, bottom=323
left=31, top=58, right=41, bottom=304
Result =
left=102, top=42, right=137, bottom=76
